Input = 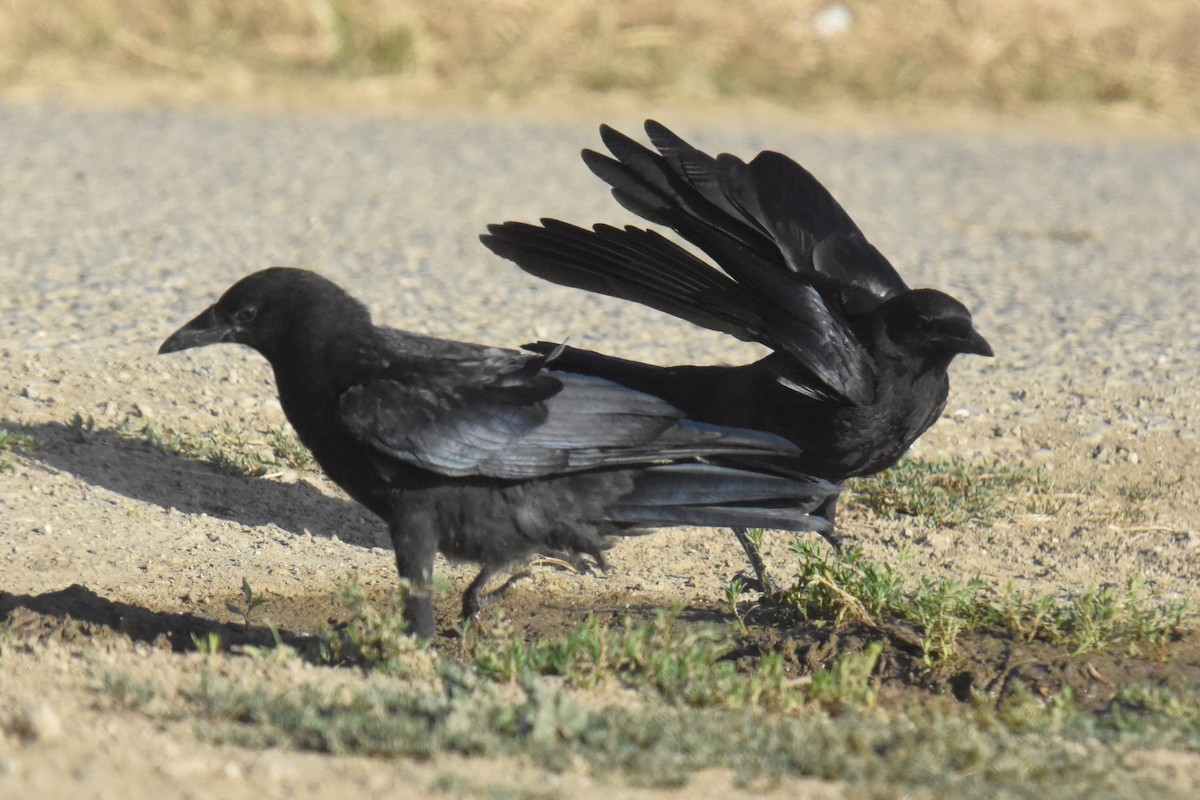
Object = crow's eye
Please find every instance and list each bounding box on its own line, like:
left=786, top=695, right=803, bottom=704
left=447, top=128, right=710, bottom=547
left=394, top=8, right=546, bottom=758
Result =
left=234, top=305, right=258, bottom=324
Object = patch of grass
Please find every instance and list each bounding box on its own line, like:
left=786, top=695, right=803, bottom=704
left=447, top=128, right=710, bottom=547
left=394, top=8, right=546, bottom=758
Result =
left=848, top=456, right=1063, bottom=527
left=806, top=641, right=883, bottom=712
left=1108, top=478, right=1172, bottom=522
left=296, top=578, right=890, bottom=716
left=467, top=608, right=803, bottom=711
left=783, top=541, right=991, bottom=667
left=77, top=575, right=1199, bottom=796
left=121, top=421, right=315, bottom=477
left=994, top=681, right=1200, bottom=751
left=993, top=578, right=1191, bottom=656
left=782, top=543, right=1191, bottom=668
left=1098, top=683, right=1200, bottom=747
left=103, top=664, right=1169, bottom=796
left=100, top=671, right=161, bottom=713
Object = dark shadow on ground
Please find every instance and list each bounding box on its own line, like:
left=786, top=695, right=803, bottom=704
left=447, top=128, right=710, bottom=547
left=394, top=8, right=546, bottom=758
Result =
left=3, top=419, right=383, bottom=548
left=0, top=584, right=325, bottom=655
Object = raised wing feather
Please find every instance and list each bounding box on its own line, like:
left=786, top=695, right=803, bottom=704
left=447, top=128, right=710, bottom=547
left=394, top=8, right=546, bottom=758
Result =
left=742, top=151, right=907, bottom=313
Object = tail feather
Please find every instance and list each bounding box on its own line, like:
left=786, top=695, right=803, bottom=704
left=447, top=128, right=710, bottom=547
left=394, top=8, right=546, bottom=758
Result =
left=483, top=219, right=768, bottom=344
left=605, top=463, right=838, bottom=534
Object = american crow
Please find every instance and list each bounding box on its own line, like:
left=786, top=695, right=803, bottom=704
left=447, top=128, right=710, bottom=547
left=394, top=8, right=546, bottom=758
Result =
left=158, top=268, right=837, bottom=638
left=481, top=121, right=993, bottom=589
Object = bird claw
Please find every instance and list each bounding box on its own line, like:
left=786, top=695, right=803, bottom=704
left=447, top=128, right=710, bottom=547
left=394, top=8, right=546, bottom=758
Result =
left=460, top=570, right=533, bottom=622
left=818, top=528, right=845, bottom=551
left=731, top=569, right=784, bottom=597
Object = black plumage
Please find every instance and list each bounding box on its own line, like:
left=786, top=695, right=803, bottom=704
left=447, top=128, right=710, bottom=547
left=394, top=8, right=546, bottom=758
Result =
left=481, top=121, right=993, bottom=588
left=159, top=268, right=836, bottom=637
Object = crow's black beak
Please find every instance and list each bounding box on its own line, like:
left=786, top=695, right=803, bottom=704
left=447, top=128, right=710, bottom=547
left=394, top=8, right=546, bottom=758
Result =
left=158, top=305, right=234, bottom=354
left=961, top=328, right=994, bottom=358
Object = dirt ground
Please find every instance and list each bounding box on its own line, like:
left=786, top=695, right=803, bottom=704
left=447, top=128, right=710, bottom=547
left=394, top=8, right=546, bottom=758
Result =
left=2, top=102, right=1199, bottom=797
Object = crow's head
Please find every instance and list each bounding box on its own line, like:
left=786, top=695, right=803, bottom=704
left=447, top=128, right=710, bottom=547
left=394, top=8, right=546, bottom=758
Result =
left=877, top=288, right=993, bottom=362
left=158, top=267, right=371, bottom=362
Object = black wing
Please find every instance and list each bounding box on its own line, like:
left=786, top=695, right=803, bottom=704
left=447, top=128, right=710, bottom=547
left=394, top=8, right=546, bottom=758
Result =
left=597, top=121, right=909, bottom=311
left=482, top=121, right=921, bottom=405
left=739, top=149, right=908, bottom=315
left=484, top=219, right=872, bottom=404
left=338, top=350, right=798, bottom=481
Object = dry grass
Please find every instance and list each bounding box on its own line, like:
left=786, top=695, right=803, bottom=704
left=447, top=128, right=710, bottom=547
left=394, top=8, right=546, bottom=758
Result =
left=2, top=0, right=1199, bottom=120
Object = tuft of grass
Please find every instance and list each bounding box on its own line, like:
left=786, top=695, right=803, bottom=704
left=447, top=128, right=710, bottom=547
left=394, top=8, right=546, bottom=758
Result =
left=122, top=421, right=315, bottom=477
left=69, top=412, right=96, bottom=441
left=0, top=427, right=36, bottom=470
left=783, top=541, right=992, bottom=667
left=100, top=671, right=161, bottom=713
left=848, top=456, right=1063, bottom=527
left=190, top=630, right=223, bottom=656
left=806, top=642, right=883, bottom=712
left=225, top=578, right=269, bottom=629
left=992, top=578, right=1191, bottom=657
left=782, top=542, right=1191, bottom=668
left=783, top=541, right=908, bottom=627
left=323, top=574, right=437, bottom=678
left=994, top=681, right=1200, bottom=751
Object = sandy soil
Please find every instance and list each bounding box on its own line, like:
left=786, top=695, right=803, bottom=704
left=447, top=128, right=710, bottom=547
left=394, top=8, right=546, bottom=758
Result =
left=1, top=102, right=1198, bottom=797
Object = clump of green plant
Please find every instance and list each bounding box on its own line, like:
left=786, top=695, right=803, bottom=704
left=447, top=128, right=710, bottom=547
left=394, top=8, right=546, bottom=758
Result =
left=806, top=642, right=883, bottom=712
left=783, top=541, right=908, bottom=627
left=849, top=456, right=1062, bottom=527
left=191, top=630, right=223, bottom=656
left=993, top=578, right=1191, bottom=656
left=123, top=421, right=315, bottom=476
left=100, top=671, right=160, bottom=713
left=69, top=412, right=95, bottom=441
left=992, top=680, right=1200, bottom=752
left=783, top=541, right=991, bottom=668
left=324, top=574, right=437, bottom=679
left=0, top=428, right=35, bottom=470
left=226, top=578, right=269, bottom=629
left=81, top=572, right=1195, bottom=795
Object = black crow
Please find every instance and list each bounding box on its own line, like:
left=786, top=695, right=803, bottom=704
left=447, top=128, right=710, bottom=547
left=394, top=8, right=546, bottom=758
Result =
left=159, top=268, right=837, bottom=637
left=481, top=121, right=993, bottom=590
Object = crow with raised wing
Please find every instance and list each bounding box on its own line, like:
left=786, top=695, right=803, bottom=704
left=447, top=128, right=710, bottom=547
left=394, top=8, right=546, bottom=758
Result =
left=159, top=268, right=837, bottom=637
left=482, top=121, right=992, bottom=590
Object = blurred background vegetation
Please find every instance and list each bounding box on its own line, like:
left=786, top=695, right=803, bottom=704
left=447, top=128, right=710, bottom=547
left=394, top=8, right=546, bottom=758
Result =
left=1, top=0, right=1198, bottom=125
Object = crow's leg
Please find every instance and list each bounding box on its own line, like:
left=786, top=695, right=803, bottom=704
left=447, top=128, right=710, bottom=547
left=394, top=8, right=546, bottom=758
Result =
left=462, top=566, right=532, bottom=622
left=389, top=519, right=438, bottom=639
left=731, top=527, right=782, bottom=595
left=732, top=491, right=845, bottom=595
left=815, top=493, right=844, bottom=550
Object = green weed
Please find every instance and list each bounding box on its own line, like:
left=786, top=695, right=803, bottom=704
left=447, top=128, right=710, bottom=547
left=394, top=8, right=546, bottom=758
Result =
left=849, top=457, right=1062, bottom=527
